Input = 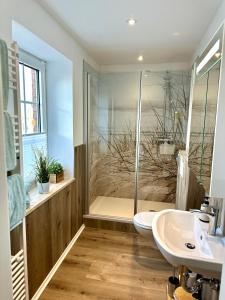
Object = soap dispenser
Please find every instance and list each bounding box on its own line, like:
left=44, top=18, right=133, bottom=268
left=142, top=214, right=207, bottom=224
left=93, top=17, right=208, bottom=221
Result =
left=200, top=197, right=210, bottom=213
left=199, top=197, right=210, bottom=223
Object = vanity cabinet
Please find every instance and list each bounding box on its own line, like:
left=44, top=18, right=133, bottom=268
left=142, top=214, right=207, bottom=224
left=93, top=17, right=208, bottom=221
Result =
left=26, top=180, right=78, bottom=298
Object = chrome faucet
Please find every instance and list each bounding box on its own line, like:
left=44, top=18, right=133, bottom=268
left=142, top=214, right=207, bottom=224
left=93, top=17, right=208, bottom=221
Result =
left=207, top=207, right=219, bottom=236
left=189, top=198, right=224, bottom=236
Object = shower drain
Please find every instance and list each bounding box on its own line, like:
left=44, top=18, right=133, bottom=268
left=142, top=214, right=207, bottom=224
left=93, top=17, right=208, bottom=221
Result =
left=185, top=243, right=195, bottom=250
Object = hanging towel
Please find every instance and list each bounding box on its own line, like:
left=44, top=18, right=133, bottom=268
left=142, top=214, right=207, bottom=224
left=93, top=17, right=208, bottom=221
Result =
left=7, top=174, right=26, bottom=230
left=0, top=39, right=9, bottom=110
left=4, top=111, right=16, bottom=171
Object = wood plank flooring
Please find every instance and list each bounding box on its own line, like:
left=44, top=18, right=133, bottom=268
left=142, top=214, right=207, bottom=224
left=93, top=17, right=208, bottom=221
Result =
left=39, top=227, right=172, bottom=300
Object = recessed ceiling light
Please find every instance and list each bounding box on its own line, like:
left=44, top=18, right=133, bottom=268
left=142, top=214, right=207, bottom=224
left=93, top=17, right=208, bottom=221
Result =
left=138, top=55, right=143, bottom=62
left=127, top=18, right=137, bottom=26
left=172, top=32, right=180, bottom=37
left=215, top=52, right=221, bottom=58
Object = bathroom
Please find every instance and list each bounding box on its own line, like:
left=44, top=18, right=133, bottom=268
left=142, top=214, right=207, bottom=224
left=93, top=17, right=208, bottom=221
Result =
left=1, top=0, right=225, bottom=299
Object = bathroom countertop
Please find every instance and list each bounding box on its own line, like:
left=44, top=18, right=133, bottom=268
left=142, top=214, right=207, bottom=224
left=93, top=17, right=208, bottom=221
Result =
left=26, top=177, right=75, bottom=216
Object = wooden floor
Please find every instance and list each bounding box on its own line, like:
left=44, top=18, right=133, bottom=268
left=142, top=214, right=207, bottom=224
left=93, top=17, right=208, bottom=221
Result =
left=39, top=227, right=172, bottom=300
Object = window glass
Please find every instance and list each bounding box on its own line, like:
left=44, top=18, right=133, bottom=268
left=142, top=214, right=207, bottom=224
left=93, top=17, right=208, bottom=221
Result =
left=19, top=52, right=47, bottom=189
left=20, top=102, right=26, bottom=134
left=24, top=65, right=38, bottom=102
left=25, top=103, right=39, bottom=134
left=19, top=64, right=41, bottom=135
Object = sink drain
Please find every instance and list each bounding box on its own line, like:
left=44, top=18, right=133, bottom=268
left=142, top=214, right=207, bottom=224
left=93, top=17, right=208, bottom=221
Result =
left=185, top=243, right=195, bottom=250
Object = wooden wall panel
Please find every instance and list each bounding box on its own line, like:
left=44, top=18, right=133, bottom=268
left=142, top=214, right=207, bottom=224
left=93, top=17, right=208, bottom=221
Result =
left=10, top=223, right=23, bottom=256
left=26, top=181, right=79, bottom=298
left=50, top=184, right=72, bottom=265
left=26, top=201, right=52, bottom=298
left=74, top=145, right=86, bottom=230
left=71, top=180, right=77, bottom=237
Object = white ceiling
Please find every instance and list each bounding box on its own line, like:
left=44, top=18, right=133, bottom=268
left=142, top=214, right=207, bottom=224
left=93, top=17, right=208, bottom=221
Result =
left=38, top=0, right=222, bottom=65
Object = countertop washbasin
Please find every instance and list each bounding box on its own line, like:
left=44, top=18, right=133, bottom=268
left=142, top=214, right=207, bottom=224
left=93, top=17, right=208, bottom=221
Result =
left=152, top=209, right=225, bottom=278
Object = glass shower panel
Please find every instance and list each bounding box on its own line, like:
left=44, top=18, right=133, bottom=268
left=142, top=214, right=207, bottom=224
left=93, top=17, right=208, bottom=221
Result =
left=200, top=61, right=220, bottom=193
left=86, top=72, right=99, bottom=211
left=137, top=70, right=191, bottom=213
left=88, top=72, right=140, bottom=218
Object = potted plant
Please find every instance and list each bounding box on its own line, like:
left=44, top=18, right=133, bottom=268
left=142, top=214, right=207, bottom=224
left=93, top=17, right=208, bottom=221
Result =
left=48, top=160, right=64, bottom=183
left=33, top=149, right=51, bottom=194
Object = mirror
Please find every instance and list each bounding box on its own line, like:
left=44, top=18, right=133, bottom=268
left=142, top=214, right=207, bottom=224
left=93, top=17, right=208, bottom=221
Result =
left=189, top=26, right=223, bottom=194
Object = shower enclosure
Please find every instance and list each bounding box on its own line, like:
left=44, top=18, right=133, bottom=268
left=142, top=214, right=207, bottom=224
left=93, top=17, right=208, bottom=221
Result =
left=84, top=64, right=191, bottom=219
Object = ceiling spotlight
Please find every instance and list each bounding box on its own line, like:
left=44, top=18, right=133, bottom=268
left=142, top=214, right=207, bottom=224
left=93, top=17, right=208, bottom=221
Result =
left=172, top=32, right=180, bottom=37
left=127, top=18, right=137, bottom=26
left=138, top=55, right=143, bottom=62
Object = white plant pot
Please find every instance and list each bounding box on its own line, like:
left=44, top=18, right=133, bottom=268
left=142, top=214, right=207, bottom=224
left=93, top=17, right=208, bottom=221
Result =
left=37, top=182, right=50, bottom=194
left=159, top=142, right=175, bottom=155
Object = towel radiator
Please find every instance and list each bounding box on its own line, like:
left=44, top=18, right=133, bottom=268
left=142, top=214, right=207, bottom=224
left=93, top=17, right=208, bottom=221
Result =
left=7, top=43, right=29, bottom=300
left=8, top=42, right=23, bottom=165
left=11, top=249, right=26, bottom=300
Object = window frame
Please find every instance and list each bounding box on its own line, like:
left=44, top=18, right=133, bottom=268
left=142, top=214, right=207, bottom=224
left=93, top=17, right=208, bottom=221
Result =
left=19, top=50, right=47, bottom=136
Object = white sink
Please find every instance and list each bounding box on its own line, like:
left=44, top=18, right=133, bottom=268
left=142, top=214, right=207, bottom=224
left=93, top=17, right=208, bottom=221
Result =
left=152, top=209, right=225, bottom=278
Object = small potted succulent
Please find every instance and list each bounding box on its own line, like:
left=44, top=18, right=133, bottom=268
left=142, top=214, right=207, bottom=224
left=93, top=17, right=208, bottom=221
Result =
left=33, top=149, right=51, bottom=194
left=48, top=160, right=64, bottom=183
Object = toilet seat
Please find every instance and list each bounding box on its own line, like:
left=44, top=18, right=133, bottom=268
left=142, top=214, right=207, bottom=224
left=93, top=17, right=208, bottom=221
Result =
left=133, top=211, right=157, bottom=230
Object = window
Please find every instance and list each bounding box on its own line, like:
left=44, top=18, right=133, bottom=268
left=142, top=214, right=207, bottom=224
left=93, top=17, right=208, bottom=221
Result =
left=19, top=51, right=46, bottom=135
left=19, top=64, right=41, bottom=135
left=19, top=51, right=47, bottom=187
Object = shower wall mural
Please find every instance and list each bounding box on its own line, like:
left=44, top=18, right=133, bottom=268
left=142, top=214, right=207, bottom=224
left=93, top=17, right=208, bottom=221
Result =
left=86, top=69, right=191, bottom=216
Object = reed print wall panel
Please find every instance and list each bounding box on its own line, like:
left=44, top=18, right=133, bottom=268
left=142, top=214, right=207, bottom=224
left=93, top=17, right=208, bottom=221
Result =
left=88, top=71, right=191, bottom=204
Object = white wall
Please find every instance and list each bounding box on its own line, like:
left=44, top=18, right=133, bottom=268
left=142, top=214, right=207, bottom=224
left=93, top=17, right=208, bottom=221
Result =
left=194, top=0, right=225, bottom=59
left=47, top=58, right=74, bottom=177
left=0, top=0, right=99, bottom=147
left=100, top=62, right=191, bottom=73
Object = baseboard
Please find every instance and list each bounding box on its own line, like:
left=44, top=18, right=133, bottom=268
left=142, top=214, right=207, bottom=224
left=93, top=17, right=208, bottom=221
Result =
left=32, top=224, right=85, bottom=300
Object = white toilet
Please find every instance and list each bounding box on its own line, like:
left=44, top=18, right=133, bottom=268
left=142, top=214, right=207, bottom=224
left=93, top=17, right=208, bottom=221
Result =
left=133, top=211, right=157, bottom=239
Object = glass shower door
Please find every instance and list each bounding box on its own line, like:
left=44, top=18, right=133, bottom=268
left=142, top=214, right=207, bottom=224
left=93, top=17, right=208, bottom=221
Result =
left=87, top=71, right=140, bottom=218
left=136, top=70, right=191, bottom=213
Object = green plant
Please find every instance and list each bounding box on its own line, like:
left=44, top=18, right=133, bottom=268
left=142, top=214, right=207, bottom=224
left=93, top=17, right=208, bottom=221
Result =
left=33, top=149, right=51, bottom=183
left=48, top=160, right=63, bottom=174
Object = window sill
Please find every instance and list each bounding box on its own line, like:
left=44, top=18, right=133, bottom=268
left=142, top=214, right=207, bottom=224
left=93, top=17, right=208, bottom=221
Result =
left=26, top=177, right=75, bottom=216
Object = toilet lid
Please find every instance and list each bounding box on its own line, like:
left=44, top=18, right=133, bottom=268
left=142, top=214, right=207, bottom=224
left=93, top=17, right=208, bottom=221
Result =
left=133, top=211, right=157, bottom=229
